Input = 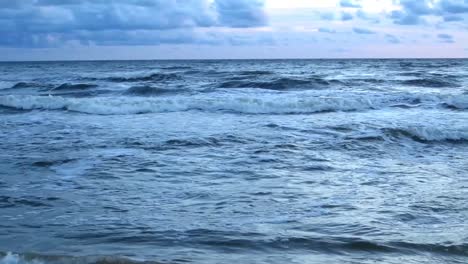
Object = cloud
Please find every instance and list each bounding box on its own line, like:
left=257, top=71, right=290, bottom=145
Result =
left=443, top=15, right=464, bottom=21
left=390, top=10, right=425, bottom=25
left=319, top=12, right=335, bottom=21
left=340, top=0, right=361, bottom=8
left=385, top=34, right=400, bottom=44
left=389, top=0, right=433, bottom=25
left=341, top=12, right=354, bottom=21
left=0, top=0, right=268, bottom=47
left=356, top=10, right=380, bottom=23
left=390, top=0, right=468, bottom=25
left=353, top=27, right=376, bottom=34
left=214, top=0, right=267, bottom=28
left=437, top=33, right=455, bottom=43
left=439, top=0, right=468, bottom=14
left=399, top=0, right=433, bottom=15
left=318, top=28, right=337, bottom=33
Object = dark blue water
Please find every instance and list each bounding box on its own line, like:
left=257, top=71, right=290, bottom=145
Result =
left=0, top=60, right=467, bottom=264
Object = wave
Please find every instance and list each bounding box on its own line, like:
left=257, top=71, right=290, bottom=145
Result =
left=236, top=70, right=274, bottom=76
left=1, top=238, right=466, bottom=264
left=165, top=137, right=221, bottom=147
left=400, top=72, right=424, bottom=77
left=443, top=95, right=468, bottom=109
left=0, top=93, right=463, bottom=115
left=383, top=127, right=468, bottom=142
left=106, top=73, right=181, bottom=83
left=0, top=252, right=160, bottom=264
left=50, top=83, right=98, bottom=91
left=324, top=78, right=385, bottom=87
left=32, top=159, right=76, bottom=168
left=123, top=86, right=186, bottom=96
left=400, top=78, right=459, bottom=88
left=0, top=94, right=382, bottom=115
left=0, top=195, right=55, bottom=208
left=345, top=125, right=468, bottom=143
left=218, top=77, right=329, bottom=90
left=3, top=82, right=52, bottom=90
left=159, top=66, right=192, bottom=70
left=10, top=82, right=45, bottom=89
left=346, top=78, right=386, bottom=84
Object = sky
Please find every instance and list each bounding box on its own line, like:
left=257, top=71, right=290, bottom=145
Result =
left=0, top=0, right=467, bottom=60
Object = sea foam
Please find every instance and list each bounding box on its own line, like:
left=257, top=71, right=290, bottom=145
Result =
left=0, top=93, right=456, bottom=115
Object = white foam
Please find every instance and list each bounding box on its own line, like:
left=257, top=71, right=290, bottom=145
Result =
left=0, top=253, right=43, bottom=264
left=444, top=94, right=468, bottom=109
left=0, top=82, right=16, bottom=90
left=402, top=126, right=468, bottom=141
left=0, top=93, right=460, bottom=115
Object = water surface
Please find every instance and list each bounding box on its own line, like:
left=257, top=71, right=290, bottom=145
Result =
left=0, top=59, right=467, bottom=264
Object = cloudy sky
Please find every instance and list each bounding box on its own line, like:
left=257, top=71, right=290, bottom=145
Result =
left=0, top=0, right=467, bottom=60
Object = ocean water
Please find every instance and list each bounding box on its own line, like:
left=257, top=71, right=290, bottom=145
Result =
left=0, top=59, right=467, bottom=264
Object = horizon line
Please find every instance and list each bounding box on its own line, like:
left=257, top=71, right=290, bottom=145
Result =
left=1, top=57, right=467, bottom=63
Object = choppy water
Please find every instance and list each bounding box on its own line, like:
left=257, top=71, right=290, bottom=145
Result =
left=0, top=59, right=467, bottom=264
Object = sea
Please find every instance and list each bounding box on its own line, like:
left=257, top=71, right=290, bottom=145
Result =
left=0, top=59, right=467, bottom=264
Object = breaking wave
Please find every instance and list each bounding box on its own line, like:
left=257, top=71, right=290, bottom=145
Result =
left=383, top=127, right=468, bottom=142
left=346, top=124, right=468, bottom=143
left=0, top=93, right=461, bottom=115
left=0, top=93, right=435, bottom=115
left=443, top=94, right=468, bottom=109
left=1, top=238, right=467, bottom=264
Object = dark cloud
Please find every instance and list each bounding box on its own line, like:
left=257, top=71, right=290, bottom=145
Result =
left=437, top=33, right=455, bottom=43
left=443, top=15, right=465, bottom=21
left=215, top=0, right=266, bottom=28
left=0, top=0, right=268, bottom=47
left=391, top=0, right=468, bottom=25
left=340, top=0, right=361, bottom=8
left=439, top=0, right=468, bottom=14
left=390, top=10, right=425, bottom=25
left=341, top=12, right=354, bottom=21
left=353, top=27, right=376, bottom=34
left=399, top=0, right=433, bottom=15
left=385, top=34, right=400, bottom=44
left=389, top=0, right=432, bottom=25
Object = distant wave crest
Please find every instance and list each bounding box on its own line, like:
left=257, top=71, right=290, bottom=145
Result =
left=106, top=73, right=181, bottom=82
left=6, top=82, right=51, bottom=90
left=123, top=86, right=186, bottom=96
left=218, top=77, right=330, bottom=90
left=51, top=83, right=98, bottom=91
left=400, top=78, right=459, bottom=88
